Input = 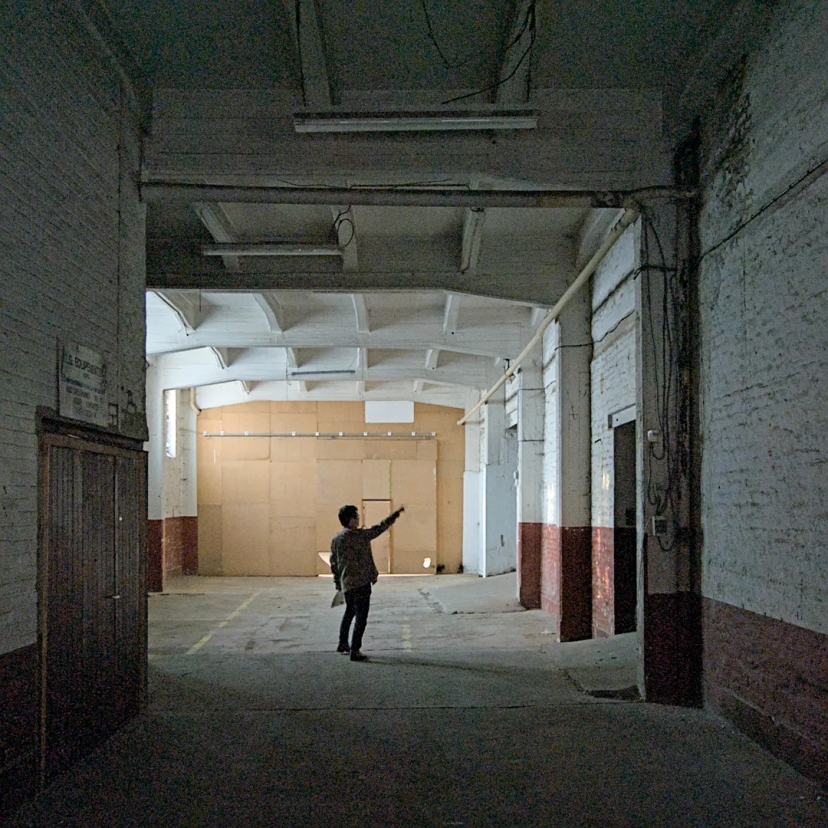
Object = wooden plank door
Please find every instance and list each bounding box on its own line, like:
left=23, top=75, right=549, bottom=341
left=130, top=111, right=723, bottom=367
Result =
left=40, top=432, right=146, bottom=778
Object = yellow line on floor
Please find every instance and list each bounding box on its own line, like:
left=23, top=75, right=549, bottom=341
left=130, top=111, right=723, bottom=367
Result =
left=185, top=590, right=262, bottom=655
left=402, top=624, right=412, bottom=651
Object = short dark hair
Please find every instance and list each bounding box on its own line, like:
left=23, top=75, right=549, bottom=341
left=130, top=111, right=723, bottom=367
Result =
left=338, top=504, right=358, bottom=527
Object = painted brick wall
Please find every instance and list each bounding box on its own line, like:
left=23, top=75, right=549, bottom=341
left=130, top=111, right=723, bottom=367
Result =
left=590, top=225, right=637, bottom=532
left=0, top=1, right=146, bottom=654
left=698, top=0, right=828, bottom=634
left=696, top=0, right=828, bottom=783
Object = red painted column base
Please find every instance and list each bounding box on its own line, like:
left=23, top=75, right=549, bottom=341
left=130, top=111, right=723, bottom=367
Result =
left=541, top=524, right=592, bottom=641
left=517, top=522, right=542, bottom=609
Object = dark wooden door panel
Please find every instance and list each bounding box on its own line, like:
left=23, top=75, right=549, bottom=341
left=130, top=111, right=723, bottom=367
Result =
left=40, top=432, right=147, bottom=777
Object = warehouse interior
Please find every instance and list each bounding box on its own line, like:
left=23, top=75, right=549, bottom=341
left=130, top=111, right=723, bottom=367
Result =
left=1, top=0, right=826, bottom=819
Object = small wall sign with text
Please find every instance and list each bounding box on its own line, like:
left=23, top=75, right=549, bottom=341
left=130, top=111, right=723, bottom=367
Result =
left=59, top=341, right=113, bottom=428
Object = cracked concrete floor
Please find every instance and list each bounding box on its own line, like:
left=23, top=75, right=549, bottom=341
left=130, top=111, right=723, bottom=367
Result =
left=6, top=575, right=827, bottom=827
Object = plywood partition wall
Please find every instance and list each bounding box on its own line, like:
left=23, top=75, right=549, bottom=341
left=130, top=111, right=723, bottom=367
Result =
left=197, top=401, right=464, bottom=576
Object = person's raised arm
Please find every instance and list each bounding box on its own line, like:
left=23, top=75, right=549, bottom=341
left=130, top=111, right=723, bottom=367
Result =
left=364, top=505, right=405, bottom=540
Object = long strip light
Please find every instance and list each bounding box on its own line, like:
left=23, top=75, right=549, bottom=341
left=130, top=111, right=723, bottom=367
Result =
left=293, top=109, right=538, bottom=133
left=202, top=243, right=342, bottom=257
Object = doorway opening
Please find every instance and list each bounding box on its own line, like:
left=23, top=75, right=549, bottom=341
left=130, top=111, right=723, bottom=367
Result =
left=613, top=420, right=637, bottom=633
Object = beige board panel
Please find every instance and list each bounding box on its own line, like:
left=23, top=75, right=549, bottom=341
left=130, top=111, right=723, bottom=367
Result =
left=363, top=499, right=392, bottom=574
left=317, top=459, right=363, bottom=548
left=198, top=504, right=223, bottom=575
left=270, top=517, right=316, bottom=576
left=437, top=458, right=464, bottom=480
left=317, top=401, right=363, bottom=422
left=362, top=460, right=391, bottom=499
left=221, top=503, right=271, bottom=575
left=394, top=502, right=437, bottom=555
left=232, top=400, right=271, bottom=414
left=223, top=461, right=270, bottom=504
left=285, top=437, right=317, bottom=461
left=221, top=412, right=271, bottom=461
left=197, top=458, right=223, bottom=506
left=393, top=547, right=437, bottom=575
left=271, top=412, right=319, bottom=433
left=364, top=440, right=418, bottom=461
left=271, top=460, right=316, bottom=518
left=197, top=432, right=223, bottom=468
left=221, top=435, right=270, bottom=462
left=417, top=439, right=438, bottom=461
left=391, top=459, right=436, bottom=506
left=317, top=439, right=365, bottom=460
left=272, top=400, right=317, bottom=414
left=437, top=476, right=464, bottom=573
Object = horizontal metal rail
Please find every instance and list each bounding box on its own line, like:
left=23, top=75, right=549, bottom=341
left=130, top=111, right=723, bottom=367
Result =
left=201, top=431, right=436, bottom=439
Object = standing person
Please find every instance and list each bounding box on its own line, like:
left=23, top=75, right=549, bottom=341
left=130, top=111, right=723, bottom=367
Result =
left=330, top=504, right=404, bottom=662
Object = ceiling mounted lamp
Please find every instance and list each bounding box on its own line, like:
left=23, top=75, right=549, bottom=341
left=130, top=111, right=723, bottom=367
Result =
left=293, top=109, right=539, bottom=133
left=202, top=243, right=342, bottom=257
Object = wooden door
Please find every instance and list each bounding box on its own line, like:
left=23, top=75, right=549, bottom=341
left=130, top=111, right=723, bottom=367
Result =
left=362, top=500, right=392, bottom=574
left=40, top=431, right=147, bottom=778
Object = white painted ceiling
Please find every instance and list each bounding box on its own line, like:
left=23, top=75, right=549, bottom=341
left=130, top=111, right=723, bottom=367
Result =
left=122, top=0, right=737, bottom=408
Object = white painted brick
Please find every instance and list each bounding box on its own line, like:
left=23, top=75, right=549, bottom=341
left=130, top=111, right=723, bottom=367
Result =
left=698, top=0, right=828, bottom=634
left=0, top=0, right=146, bottom=654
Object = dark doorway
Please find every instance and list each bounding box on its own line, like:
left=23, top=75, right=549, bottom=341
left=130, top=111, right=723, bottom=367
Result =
left=39, top=422, right=147, bottom=779
left=613, top=421, right=637, bottom=634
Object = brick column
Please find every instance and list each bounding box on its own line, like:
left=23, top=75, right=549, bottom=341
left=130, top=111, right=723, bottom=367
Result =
left=541, top=292, right=593, bottom=641
left=516, top=354, right=544, bottom=608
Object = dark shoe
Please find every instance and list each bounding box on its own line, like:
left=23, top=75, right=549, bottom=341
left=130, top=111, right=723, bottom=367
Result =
left=336, top=644, right=350, bottom=655
left=350, top=650, right=368, bottom=662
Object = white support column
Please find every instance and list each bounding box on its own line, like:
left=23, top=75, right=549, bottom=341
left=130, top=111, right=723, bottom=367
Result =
left=541, top=289, right=593, bottom=639
left=516, top=353, right=544, bottom=607
left=462, top=412, right=481, bottom=575
left=480, top=383, right=518, bottom=577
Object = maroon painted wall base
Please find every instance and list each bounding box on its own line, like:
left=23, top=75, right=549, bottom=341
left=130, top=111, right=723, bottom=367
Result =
left=163, top=516, right=199, bottom=578
left=517, top=522, right=542, bottom=609
left=0, top=643, right=39, bottom=819
left=148, top=519, right=163, bottom=592
left=148, top=516, right=199, bottom=592
left=592, top=527, right=614, bottom=638
left=643, top=591, right=702, bottom=707
left=541, top=524, right=592, bottom=641
left=703, top=597, right=828, bottom=786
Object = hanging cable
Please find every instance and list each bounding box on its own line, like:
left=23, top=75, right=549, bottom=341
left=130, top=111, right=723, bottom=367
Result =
left=441, top=3, right=536, bottom=105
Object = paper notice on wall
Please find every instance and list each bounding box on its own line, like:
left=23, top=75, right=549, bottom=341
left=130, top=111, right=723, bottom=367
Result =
left=59, top=341, right=112, bottom=428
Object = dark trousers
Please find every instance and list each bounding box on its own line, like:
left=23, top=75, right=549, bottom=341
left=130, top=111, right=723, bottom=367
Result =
left=339, top=583, right=372, bottom=651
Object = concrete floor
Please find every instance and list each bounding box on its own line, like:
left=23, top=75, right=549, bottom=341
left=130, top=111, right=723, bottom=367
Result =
left=6, top=574, right=827, bottom=827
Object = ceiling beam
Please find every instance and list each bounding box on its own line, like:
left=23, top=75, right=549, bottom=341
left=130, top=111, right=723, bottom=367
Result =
left=351, top=294, right=369, bottom=333
left=153, top=290, right=204, bottom=332
left=530, top=307, right=547, bottom=327
left=424, top=348, right=439, bottom=371
left=211, top=347, right=230, bottom=369
left=253, top=293, right=289, bottom=333
left=148, top=331, right=527, bottom=361
left=285, top=347, right=299, bottom=371
left=332, top=205, right=358, bottom=271
left=287, top=0, right=332, bottom=109
left=142, top=184, right=661, bottom=209
left=460, top=208, right=486, bottom=275
left=356, top=348, right=367, bottom=370
left=443, top=294, right=461, bottom=334
left=496, top=0, right=537, bottom=105
left=192, top=203, right=240, bottom=272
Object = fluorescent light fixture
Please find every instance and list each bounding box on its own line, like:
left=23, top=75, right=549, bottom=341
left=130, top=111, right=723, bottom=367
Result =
left=293, top=109, right=538, bottom=133
left=290, top=369, right=356, bottom=377
left=202, top=243, right=342, bottom=257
